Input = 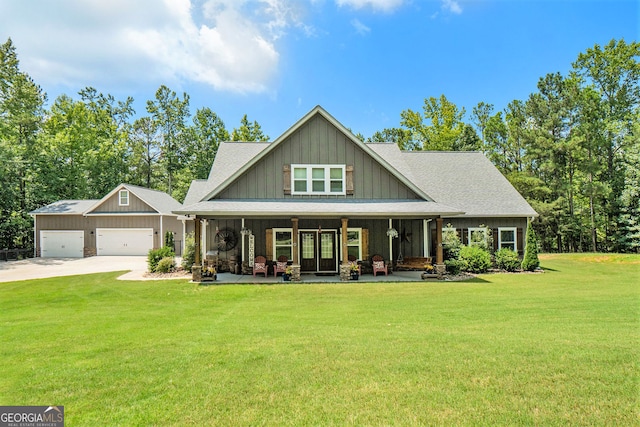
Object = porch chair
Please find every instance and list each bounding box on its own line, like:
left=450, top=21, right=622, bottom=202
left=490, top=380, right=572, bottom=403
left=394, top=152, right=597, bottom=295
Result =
left=274, top=255, right=289, bottom=277
left=372, top=254, right=388, bottom=276
left=253, top=256, right=268, bottom=277
left=347, top=254, right=361, bottom=275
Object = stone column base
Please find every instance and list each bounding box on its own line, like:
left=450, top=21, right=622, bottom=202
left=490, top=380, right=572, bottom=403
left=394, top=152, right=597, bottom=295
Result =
left=290, top=264, right=301, bottom=281
left=192, top=264, right=202, bottom=282
left=339, top=264, right=351, bottom=281
left=435, top=264, right=446, bottom=276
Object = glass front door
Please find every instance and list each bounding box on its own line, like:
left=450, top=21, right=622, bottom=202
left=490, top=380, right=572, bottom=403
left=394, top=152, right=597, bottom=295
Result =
left=299, top=230, right=337, bottom=272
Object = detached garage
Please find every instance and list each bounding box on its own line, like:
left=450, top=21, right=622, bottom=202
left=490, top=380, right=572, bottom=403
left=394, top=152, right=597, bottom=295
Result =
left=97, top=228, right=153, bottom=256
left=30, top=184, right=184, bottom=258
left=41, top=230, right=84, bottom=258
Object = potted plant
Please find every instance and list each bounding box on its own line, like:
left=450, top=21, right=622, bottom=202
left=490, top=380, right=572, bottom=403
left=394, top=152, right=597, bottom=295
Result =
left=350, top=263, right=360, bottom=280
left=283, top=266, right=293, bottom=282
left=203, top=266, right=217, bottom=281
left=422, top=263, right=438, bottom=280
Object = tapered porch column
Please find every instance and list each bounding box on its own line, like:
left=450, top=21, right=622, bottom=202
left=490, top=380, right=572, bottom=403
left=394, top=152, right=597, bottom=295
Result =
left=341, top=217, right=349, bottom=264
left=291, top=217, right=299, bottom=264
left=436, top=217, right=444, bottom=265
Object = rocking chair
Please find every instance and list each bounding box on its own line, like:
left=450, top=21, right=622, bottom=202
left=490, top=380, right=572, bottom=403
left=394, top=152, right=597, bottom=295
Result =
left=253, top=256, right=268, bottom=277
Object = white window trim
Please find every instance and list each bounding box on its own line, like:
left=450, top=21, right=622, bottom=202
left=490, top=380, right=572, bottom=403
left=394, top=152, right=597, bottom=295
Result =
left=468, top=227, right=487, bottom=246
left=273, top=228, right=293, bottom=261
left=291, top=164, right=346, bottom=195
left=119, top=190, right=129, bottom=206
left=498, top=227, right=517, bottom=251
left=346, top=227, right=362, bottom=260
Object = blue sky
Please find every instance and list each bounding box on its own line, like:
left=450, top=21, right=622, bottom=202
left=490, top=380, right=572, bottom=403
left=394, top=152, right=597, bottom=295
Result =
left=0, top=0, right=637, bottom=139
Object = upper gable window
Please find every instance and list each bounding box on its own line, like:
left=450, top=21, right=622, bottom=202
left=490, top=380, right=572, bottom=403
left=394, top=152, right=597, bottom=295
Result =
left=292, top=165, right=345, bottom=195
left=119, top=190, right=129, bottom=206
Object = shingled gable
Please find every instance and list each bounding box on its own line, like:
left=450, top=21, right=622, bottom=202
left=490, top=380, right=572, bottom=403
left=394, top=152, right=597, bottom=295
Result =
left=85, top=183, right=182, bottom=215
left=196, top=105, right=433, bottom=203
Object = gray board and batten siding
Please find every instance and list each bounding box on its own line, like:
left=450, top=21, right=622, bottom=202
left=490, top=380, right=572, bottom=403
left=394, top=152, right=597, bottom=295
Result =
left=216, top=114, right=422, bottom=201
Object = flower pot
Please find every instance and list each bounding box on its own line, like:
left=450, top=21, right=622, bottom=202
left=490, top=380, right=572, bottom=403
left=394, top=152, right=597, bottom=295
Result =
left=350, top=272, right=359, bottom=280
left=282, top=274, right=291, bottom=282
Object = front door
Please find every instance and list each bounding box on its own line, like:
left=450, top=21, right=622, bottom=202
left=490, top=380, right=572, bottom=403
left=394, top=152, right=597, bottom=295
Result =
left=299, top=230, right=338, bottom=273
left=300, top=231, right=316, bottom=272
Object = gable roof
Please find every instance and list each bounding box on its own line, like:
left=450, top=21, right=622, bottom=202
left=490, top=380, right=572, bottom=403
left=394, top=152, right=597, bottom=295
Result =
left=195, top=106, right=432, bottom=203
left=85, top=184, right=183, bottom=215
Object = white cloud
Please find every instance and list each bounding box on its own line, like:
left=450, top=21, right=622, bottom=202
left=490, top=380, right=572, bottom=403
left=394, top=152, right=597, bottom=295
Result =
left=0, top=0, right=309, bottom=94
left=441, top=0, right=463, bottom=15
left=351, top=18, right=371, bottom=35
left=336, top=0, right=405, bottom=13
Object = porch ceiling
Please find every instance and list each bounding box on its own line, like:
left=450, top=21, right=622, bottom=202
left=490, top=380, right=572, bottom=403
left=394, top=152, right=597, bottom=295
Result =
left=174, top=199, right=464, bottom=218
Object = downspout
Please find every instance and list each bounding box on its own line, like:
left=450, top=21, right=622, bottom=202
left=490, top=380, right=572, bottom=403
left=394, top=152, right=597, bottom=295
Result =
left=160, top=215, right=164, bottom=249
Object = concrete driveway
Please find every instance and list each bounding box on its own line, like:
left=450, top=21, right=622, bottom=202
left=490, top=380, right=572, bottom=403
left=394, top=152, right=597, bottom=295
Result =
left=0, top=256, right=148, bottom=283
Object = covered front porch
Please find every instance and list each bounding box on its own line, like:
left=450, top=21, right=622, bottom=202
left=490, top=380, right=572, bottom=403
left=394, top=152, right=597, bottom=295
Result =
left=188, top=211, right=450, bottom=282
left=197, top=269, right=440, bottom=284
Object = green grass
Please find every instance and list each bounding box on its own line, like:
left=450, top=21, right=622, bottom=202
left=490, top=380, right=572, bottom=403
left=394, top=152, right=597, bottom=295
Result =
left=1, top=254, right=638, bottom=426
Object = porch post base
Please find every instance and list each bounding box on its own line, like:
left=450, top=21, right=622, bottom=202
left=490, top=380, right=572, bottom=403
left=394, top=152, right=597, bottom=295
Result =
left=290, top=264, right=301, bottom=281
left=192, top=264, right=202, bottom=282
left=435, top=264, right=446, bottom=276
left=340, top=264, right=351, bottom=282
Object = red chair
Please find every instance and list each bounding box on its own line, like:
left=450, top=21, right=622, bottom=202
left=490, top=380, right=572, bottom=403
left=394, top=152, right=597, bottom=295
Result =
left=372, top=254, right=388, bottom=276
left=274, top=255, right=289, bottom=277
left=253, top=256, right=268, bottom=277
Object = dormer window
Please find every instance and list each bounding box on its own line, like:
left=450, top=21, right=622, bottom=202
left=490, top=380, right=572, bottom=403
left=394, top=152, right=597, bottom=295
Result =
left=292, top=165, right=345, bottom=195
left=119, top=190, right=129, bottom=206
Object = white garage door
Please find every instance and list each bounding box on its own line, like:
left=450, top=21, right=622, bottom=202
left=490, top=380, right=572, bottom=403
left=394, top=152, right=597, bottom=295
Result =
left=97, top=228, right=154, bottom=256
left=41, top=230, right=84, bottom=258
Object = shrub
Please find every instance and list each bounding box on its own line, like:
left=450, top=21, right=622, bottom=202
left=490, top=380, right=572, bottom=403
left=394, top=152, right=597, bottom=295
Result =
left=164, top=231, right=175, bottom=251
left=522, top=222, right=540, bottom=271
left=181, top=232, right=196, bottom=271
left=494, top=248, right=520, bottom=272
left=442, top=224, right=462, bottom=260
left=148, top=246, right=175, bottom=272
left=459, top=245, right=491, bottom=273
left=155, top=256, right=175, bottom=273
left=445, top=258, right=464, bottom=275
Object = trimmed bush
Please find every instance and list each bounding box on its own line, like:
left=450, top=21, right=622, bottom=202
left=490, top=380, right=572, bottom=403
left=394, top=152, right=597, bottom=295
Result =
left=445, top=258, right=464, bottom=275
left=181, top=232, right=196, bottom=271
left=148, top=246, right=175, bottom=272
left=522, top=222, right=540, bottom=271
left=442, top=224, right=462, bottom=260
left=459, top=245, right=492, bottom=273
left=494, top=248, right=520, bottom=272
left=155, top=256, right=175, bottom=273
left=164, top=231, right=175, bottom=251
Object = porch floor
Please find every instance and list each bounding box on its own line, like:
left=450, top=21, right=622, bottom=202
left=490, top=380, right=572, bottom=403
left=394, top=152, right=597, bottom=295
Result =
left=201, top=270, right=433, bottom=284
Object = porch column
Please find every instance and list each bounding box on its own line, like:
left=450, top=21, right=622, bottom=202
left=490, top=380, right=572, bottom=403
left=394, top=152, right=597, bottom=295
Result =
left=436, top=217, right=443, bottom=265
left=291, top=217, right=299, bottom=264
left=194, top=217, right=202, bottom=266
left=341, top=217, right=349, bottom=264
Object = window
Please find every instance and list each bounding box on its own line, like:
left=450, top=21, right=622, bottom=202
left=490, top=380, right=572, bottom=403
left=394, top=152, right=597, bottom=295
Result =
left=347, top=228, right=362, bottom=259
left=499, top=227, right=517, bottom=251
left=119, top=190, right=129, bottom=206
left=292, top=165, right=345, bottom=195
left=468, top=228, right=487, bottom=247
left=274, top=229, right=293, bottom=260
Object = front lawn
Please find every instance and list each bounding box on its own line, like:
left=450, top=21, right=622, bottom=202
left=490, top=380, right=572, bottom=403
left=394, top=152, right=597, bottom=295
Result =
left=1, top=254, right=638, bottom=425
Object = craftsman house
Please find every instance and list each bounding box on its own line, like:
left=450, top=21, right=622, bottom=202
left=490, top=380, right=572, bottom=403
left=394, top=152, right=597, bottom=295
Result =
left=176, top=106, right=537, bottom=276
left=30, top=184, right=184, bottom=257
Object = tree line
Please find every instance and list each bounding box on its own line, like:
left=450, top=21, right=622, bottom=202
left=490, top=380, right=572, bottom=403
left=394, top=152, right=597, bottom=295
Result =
left=1, top=38, right=638, bottom=253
